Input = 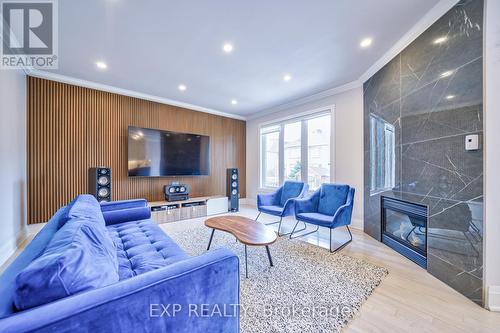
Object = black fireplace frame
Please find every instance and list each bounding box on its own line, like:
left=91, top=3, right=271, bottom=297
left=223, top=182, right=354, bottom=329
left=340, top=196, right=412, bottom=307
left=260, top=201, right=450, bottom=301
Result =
left=380, top=196, right=428, bottom=268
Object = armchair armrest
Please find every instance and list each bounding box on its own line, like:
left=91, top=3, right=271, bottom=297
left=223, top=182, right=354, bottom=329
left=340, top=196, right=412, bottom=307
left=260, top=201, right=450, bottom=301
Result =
left=331, top=188, right=355, bottom=228
left=257, top=188, right=281, bottom=207
left=0, top=249, right=240, bottom=333
left=294, top=190, right=320, bottom=215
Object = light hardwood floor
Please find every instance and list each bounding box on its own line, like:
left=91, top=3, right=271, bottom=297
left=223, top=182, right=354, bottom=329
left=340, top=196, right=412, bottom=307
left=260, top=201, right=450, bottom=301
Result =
left=242, top=206, right=500, bottom=333
left=3, top=205, right=500, bottom=332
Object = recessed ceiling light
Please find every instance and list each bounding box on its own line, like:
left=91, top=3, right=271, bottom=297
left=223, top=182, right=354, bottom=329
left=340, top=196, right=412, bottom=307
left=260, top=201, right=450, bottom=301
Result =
left=95, top=61, right=107, bottom=69
left=223, top=43, right=233, bottom=53
left=446, top=95, right=455, bottom=100
left=360, top=38, right=373, bottom=48
left=283, top=74, right=292, bottom=82
left=178, top=84, right=187, bottom=91
left=440, top=70, right=454, bottom=78
left=231, top=99, right=238, bottom=105
left=433, top=36, right=448, bottom=44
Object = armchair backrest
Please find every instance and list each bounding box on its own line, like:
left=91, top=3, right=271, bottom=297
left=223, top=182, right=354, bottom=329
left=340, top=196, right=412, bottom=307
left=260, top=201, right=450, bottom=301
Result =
left=279, top=181, right=307, bottom=207
left=317, top=184, right=351, bottom=216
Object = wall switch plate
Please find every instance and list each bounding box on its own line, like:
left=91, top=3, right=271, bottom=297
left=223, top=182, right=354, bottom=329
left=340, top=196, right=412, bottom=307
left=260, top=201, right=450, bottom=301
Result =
left=465, top=134, right=479, bottom=151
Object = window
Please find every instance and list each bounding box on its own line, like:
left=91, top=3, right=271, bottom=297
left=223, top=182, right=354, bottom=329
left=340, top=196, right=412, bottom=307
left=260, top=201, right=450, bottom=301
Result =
left=307, top=115, right=331, bottom=189
left=370, top=114, right=395, bottom=194
left=284, top=121, right=302, bottom=181
left=260, top=111, right=332, bottom=190
left=261, top=125, right=280, bottom=188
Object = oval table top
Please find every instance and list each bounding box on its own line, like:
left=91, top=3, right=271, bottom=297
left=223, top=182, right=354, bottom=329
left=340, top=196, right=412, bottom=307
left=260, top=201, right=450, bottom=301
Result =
left=204, top=215, right=278, bottom=246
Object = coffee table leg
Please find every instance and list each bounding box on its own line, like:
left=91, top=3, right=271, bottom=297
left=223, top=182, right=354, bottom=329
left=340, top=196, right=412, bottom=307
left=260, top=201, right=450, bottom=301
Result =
left=207, top=229, right=215, bottom=251
left=265, top=245, right=274, bottom=267
left=245, top=245, right=248, bottom=278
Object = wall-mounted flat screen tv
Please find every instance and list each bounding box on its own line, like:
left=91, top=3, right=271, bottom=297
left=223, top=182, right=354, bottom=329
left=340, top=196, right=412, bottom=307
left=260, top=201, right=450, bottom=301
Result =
left=128, top=126, right=210, bottom=177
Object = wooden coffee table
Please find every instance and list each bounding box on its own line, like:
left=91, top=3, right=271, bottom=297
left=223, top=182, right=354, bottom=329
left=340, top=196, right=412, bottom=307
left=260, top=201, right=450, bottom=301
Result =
left=205, top=216, right=278, bottom=278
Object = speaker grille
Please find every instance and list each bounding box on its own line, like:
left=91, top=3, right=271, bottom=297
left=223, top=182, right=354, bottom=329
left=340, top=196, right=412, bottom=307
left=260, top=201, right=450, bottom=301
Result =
left=88, top=167, right=112, bottom=202
left=98, top=175, right=110, bottom=186
left=227, top=168, right=239, bottom=212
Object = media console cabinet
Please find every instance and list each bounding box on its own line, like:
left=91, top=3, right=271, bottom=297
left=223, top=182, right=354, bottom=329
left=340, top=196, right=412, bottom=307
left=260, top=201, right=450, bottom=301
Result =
left=148, top=196, right=229, bottom=224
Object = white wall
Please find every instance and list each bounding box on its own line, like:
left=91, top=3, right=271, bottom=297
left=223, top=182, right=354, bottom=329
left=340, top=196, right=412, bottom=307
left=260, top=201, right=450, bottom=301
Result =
left=484, top=0, right=500, bottom=312
left=0, top=69, right=27, bottom=266
left=245, top=86, right=364, bottom=229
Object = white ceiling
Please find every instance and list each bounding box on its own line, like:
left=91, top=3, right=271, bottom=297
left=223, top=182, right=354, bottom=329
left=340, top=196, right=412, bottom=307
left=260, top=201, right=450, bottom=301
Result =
left=45, top=0, right=442, bottom=117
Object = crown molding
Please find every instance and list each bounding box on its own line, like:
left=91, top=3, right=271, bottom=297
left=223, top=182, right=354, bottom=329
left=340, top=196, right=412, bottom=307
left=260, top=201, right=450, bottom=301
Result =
left=359, top=0, right=459, bottom=83
left=25, top=69, right=247, bottom=121
left=247, top=80, right=362, bottom=120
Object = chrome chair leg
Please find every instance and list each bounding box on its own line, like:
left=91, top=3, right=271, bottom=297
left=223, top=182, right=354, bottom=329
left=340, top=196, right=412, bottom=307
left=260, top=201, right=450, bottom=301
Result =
left=289, top=220, right=318, bottom=239
left=330, top=226, right=352, bottom=253
left=254, top=212, right=261, bottom=221
left=265, top=216, right=282, bottom=226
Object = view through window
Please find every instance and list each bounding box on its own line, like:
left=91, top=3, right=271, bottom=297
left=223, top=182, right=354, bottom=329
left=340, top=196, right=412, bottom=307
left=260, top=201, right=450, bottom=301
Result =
left=260, top=111, right=331, bottom=190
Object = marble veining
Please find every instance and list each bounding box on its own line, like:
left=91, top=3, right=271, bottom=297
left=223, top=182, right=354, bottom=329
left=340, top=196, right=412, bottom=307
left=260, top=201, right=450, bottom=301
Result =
left=363, top=0, right=483, bottom=304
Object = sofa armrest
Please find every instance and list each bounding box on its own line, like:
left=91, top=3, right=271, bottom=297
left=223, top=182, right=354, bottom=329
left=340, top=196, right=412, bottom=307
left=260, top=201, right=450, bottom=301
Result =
left=102, top=206, right=151, bottom=226
left=294, top=190, right=320, bottom=215
left=0, top=249, right=240, bottom=333
left=100, top=199, right=147, bottom=212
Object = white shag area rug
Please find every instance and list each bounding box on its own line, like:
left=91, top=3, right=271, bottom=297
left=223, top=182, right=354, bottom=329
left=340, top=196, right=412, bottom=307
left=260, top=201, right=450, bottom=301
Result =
left=165, top=222, right=388, bottom=333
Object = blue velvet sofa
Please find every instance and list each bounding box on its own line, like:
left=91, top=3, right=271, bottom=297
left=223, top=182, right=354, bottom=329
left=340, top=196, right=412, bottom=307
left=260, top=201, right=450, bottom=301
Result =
left=0, top=195, right=239, bottom=333
left=256, top=181, right=309, bottom=236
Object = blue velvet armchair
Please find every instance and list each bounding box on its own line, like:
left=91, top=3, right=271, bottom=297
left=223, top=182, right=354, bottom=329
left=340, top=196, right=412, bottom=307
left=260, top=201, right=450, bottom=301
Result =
left=256, top=181, right=309, bottom=236
left=291, top=184, right=355, bottom=252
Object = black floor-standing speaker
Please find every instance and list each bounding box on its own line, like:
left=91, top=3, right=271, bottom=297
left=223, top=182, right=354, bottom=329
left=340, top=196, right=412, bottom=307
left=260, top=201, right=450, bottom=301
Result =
left=88, top=167, right=112, bottom=202
left=227, top=168, right=239, bottom=212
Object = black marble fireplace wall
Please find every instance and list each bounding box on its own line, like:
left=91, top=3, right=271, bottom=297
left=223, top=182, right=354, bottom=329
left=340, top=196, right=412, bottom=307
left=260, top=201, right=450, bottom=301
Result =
left=363, top=0, right=483, bottom=304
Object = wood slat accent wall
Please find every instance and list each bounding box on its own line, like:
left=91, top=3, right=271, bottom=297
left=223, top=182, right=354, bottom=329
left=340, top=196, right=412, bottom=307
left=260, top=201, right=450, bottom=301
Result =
left=27, top=76, right=246, bottom=224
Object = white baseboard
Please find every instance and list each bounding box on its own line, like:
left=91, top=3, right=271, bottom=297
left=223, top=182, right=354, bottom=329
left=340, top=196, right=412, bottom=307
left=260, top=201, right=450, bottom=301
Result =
left=0, top=227, right=28, bottom=267
left=487, top=286, right=500, bottom=311
left=350, top=218, right=364, bottom=231
left=239, top=198, right=256, bottom=206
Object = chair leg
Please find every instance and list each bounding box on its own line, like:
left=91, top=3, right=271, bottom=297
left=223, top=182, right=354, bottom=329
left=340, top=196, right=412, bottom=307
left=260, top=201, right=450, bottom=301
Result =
left=330, top=226, right=352, bottom=253
left=254, top=212, right=261, bottom=221
left=265, top=216, right=281, bottom=226
left=289, top=221, right=319, bottom=239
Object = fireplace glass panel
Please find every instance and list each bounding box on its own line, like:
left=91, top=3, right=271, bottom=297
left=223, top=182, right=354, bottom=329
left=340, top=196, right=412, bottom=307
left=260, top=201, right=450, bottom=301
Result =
left=384, top=209, right=426, bottom=255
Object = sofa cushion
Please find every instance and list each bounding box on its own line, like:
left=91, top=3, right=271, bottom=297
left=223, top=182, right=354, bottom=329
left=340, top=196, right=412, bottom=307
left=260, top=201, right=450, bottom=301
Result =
left=259, top=205, right=284, bottom=216
left=279, top=181, right=304, bottom=207
left=14, top=219, right=119, bottom=310
left=106, top=220, right=189, bottom=280
left=59, top=194, right=105, bottom=228
left=317, top=184, right=349, bottom=216
left=297, top=212, right=334, bottom=227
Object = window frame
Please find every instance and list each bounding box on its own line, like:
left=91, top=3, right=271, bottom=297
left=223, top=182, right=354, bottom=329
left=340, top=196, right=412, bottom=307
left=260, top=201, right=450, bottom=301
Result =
left=258, top=106, right=335, bottom=192
left=369, top=113, right=396, bottom=195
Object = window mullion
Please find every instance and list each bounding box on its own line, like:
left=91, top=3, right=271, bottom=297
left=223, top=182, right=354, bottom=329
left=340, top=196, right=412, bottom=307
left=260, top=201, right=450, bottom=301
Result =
left=301, top=120, right=308, bottom=184
left=279, top=124, right=284, bottom=185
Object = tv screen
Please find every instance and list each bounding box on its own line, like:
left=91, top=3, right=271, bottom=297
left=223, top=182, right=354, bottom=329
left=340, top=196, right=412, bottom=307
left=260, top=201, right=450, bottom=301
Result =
left=128, top=126, right=210, bottom=177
